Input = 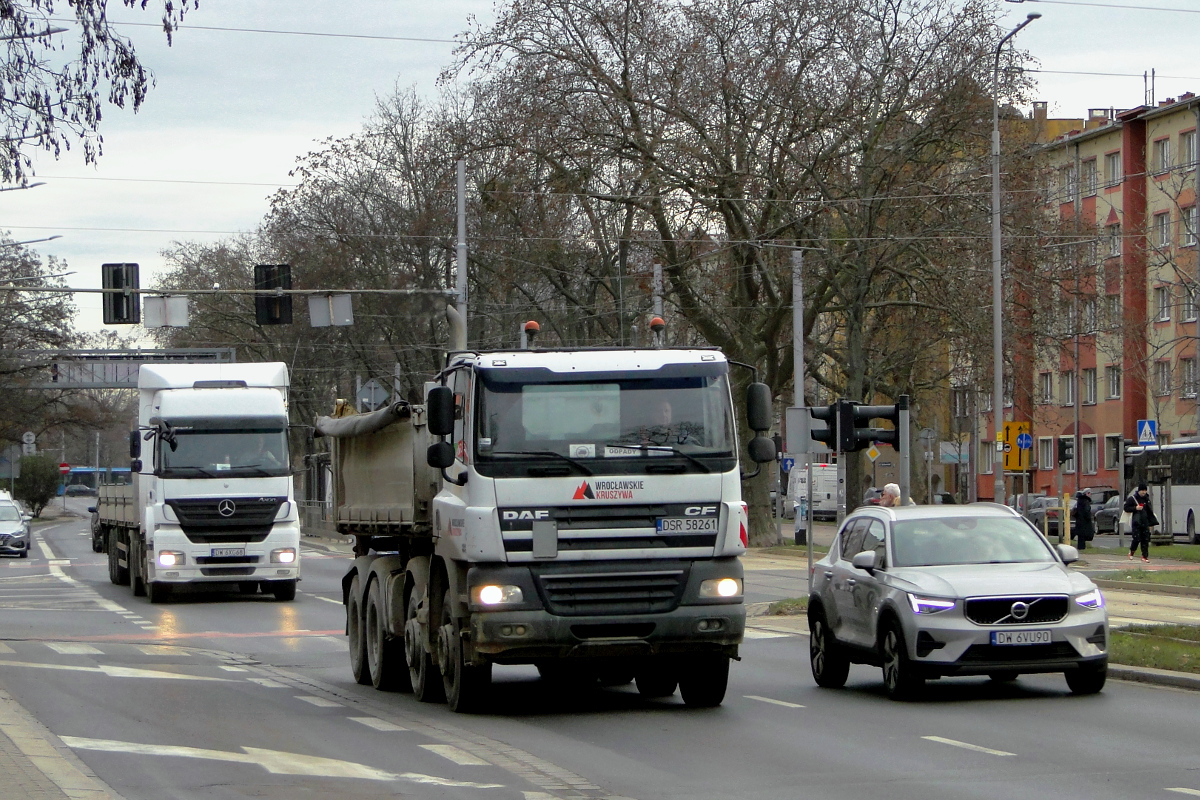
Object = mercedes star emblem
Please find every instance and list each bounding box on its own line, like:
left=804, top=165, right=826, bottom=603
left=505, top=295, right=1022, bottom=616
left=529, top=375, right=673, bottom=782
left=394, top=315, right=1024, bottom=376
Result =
left=217, top=499, right=237, bottom=518
left=1010, top=601, right=1030, bottom=621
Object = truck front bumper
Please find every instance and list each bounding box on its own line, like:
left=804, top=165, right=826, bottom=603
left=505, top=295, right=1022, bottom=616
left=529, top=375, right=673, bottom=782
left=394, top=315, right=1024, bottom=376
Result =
left=146, top=523, right=301, bottom=584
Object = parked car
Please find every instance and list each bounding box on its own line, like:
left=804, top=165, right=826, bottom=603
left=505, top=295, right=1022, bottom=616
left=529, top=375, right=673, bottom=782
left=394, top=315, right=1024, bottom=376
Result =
left=1025, top=496, right=1062, bottom=533
left=863, top=487, right=884, bottom=506
left=931, top=492, right=957, bottom=504
left=1093, top=494, right=1122, bottom=534
left=1007, top=493, right=1047, bottom=515
left=88, top=505, right=104, bottom=553
left=807, top=504, right=1108, bottom=699
left=0, top=502, right=31, bottom=558
left=64, top=484, right=96, bottom=497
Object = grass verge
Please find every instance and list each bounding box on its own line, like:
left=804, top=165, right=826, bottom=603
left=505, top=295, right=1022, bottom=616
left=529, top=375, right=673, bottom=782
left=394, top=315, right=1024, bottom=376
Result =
left=1111, top=624, right=1200, bottom=675
left=766, top=596, right=808, bottom=616
left=1094, top=569, right=1200, bottom=588
left=1085, top=544, right=1200, bottom=563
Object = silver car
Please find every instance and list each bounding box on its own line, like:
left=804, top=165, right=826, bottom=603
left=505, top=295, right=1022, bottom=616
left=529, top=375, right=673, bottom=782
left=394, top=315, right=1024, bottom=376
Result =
left=0, top=502, right=31, bottom=558
left=808, top=503, right=1108, bottom=699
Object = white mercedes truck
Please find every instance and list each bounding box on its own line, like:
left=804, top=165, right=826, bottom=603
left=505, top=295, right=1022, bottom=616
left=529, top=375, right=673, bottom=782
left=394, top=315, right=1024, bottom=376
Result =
left=97, top=362, right=301, bottom=603
left=319, top=309, right=776, bottom=711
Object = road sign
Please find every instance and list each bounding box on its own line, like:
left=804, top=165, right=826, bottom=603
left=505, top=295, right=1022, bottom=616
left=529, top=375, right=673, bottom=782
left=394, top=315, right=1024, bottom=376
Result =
left=1002, top=422, right=1030, bottom=471
left=781, top=457, right=795, bottom=473
left=59, top=462, right=70, bottom=475
left=356, top=379, right=389, bottom=412
left=1137, top=419, right=1157, bottom=445
left=21, top=443, right=35, bottom=455
left=21, top=431, right=35, bottom=445
left=866, top=445, right=880, bottom=462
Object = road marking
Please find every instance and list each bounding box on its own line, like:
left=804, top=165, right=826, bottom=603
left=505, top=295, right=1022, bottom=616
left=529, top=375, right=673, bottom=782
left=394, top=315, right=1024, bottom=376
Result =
left=247, top=678, right=286, bottom=688
left=743, top=630, right=790, bottom=640
left=421, top=744, right=491, bottom=765
left=0, top=642, right=12, bottom=653
left=349, top=717, right=408, bottom=732
left=1166, top=790, right=1200, bottom=797
left=138, top=645, right=184, bottom=656
left=48, top=559, right=70, bottom=565
left=219, top=665, right=248, bottom=672
left=922, top=736, right=1015, bottom=757
left=60, top=736, right=505, bottom=788
left=295, top=695, right=343, bottom=708
left=307, top=594, right=343, bottom=605
left=744, top=695, right=805, bottom=708
left=0, top=659, right=232, bottom=682
left=0, top=689, right=115, bottom=800
left=46, top=643, right=102, bottom=655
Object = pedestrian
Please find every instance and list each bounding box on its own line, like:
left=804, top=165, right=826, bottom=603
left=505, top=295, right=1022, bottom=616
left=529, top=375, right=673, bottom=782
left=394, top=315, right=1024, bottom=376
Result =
left=1123, top=483, right=1158, bottom=562
left=881, top=483, right=912, bottom=507
left=1073, top=491, right=1094, bottom=551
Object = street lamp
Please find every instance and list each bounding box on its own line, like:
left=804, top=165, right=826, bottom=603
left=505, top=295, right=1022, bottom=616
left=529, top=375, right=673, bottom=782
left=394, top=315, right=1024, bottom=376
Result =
left=991, top=12, right=1040, bottom=503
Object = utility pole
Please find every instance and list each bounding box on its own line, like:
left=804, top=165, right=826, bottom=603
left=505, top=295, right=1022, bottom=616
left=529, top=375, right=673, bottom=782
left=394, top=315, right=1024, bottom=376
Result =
left=791, top=250, right=813, bottom=560
left=456, top=159, right=468, bottom=336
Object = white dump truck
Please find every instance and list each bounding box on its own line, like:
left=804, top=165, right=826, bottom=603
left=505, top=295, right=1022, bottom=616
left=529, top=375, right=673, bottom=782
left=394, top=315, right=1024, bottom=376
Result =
left=96, top=362, right=301, bottom=603
left=318, top=310, right=775, bottom=711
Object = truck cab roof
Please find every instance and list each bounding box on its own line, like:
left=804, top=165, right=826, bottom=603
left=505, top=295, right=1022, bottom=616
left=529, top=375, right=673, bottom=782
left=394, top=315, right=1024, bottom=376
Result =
left=460, top=349, right=727, bottom=374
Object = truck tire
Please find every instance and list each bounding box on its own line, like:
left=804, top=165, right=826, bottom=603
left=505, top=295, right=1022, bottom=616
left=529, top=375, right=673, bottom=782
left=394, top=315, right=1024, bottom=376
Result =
left=347, top=575, right=371, bottom=686
left=146, top=580, right=171, bottom=604
left=403, top=584, right=443, bottom=702
left=271, top=580, right=297, bottom=601
left=131, top=540, right=146, bottom=597
left=635, top=660, right=678, bottom=698
left=440, top=588, right=491, bottom=713
left=366, top=579, right=405, bottom=691
left=678, top=655, right=730, bottom=708
left=108, top=530, right=129, bottom=586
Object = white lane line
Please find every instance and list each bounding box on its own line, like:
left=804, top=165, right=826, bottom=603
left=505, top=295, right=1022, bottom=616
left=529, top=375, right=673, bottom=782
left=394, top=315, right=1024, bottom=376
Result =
left=61, top=736, right=505, bottom=787
left=1166, top=790, right=1200, bottom=797
left=0, top=642, right=13, bottom=653
left=922, top=736, right=1015, bottom=757
left=307, top=594, right=343, bottom=605
left=349, top=717, right=408, bottom=732
left=420, top=744, right=490, bottom=765
left=247, top=678, right=287, bottom=688
left=45, top=642, right=102, bottom=655
left=295, top=695, right=343, bottom=708
left=47, top=559, right=70, bottom=565
left=138, top=645, right=184, bottom=656
left=219, top=666, right=248, bottom=672
left=0, top=659, right=232, bottom=681
left=743, top=630, right=790, bottom=640
left=744, top=695, right=805, bottom=708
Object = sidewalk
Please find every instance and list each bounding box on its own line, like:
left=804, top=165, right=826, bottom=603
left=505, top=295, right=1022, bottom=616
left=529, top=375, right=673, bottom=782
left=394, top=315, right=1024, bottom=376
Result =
left=0, top=688, right=116, bottom=800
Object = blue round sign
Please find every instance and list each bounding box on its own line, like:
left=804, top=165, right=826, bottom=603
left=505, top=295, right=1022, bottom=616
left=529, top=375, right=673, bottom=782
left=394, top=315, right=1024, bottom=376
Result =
left=1016, top=432, right=1033, bottom=450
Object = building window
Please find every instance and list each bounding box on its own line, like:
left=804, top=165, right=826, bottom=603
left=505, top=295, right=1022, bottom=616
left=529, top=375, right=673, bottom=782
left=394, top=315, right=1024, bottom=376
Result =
left=1186, top=286, right=1198, bottom=322
left=980, top=440, right=993, bottom=474
left=1060, top=371, right=1074, bottom=406
left=1107, top=365, right=1122, bottom=398
left=1185, top=358, right=1198, bottom=398
left=1085, top=238, right=1098, bottom=264
left=1184, top=131, right=1198, bottom=167
left=1105, top=434, right=1122, bottom=470
left=952, top=388, right=969, bottom=418
left=1106, top=295, right=1121, bottom=327
left=1082, top=367, right=1097, bottom=404
left=1156, top=285, right=1172, bottom=322
left=1154, top=212, right=1171, bottom=249
left=1039, top=437, right=1053, bottom=471
left=1063, top=165, right=1078, bottom=198
left=1059, top=436, right=1076, bottom=473
left=1108, top=223, right=1122, bottom=257
left=1186, top=206, right=1198, bottom=248
left=1081, top=159, right=1097, bottom=196
left=1156, top=360, right=1172, bottom=396
left=1105, top=151, right=1122, bottom=186
left=1153, top=137, right=1171, bottom=174
left=1083, top=297, right=1097, bottom=332
left=1039, top=371, right=1054, bottom=404
left=1081, top=436, right=1098, bottom=475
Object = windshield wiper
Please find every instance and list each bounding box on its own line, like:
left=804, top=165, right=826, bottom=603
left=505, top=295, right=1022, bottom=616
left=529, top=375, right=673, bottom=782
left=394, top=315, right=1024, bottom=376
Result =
left=491, top=450, right=593, bottom=475
left=603, top=443, right=711, bottom=473
left=165, top=466, right=219, bottom=478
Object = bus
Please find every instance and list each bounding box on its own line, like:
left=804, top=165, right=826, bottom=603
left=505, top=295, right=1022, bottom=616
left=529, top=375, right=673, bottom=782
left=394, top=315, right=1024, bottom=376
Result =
left=60, top=467, right=132, bottom=496
left=1124, top=442, right=1200, bottom=544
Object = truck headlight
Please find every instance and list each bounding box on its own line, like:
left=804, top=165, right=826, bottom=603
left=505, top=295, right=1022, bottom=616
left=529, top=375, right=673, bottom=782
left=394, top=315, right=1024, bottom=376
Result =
left=908, top=594, right=955, bottom=614
left=158, top=551, right=186, bottom=567
left=699, top=578, right=743, bottom=598
left=271, top=548, right=296, bottom=564
left=1075, top=589, right=1104, bottom=609
left=474, top=585, right=523, bottom=606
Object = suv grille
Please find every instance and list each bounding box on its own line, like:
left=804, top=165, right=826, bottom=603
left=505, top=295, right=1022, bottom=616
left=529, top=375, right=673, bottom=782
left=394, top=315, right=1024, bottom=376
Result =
left=533, top=566, right=687, bottom=616
left=965, top=596, right=1069, bottom=625
left=959, top=642, right=1079, bottom=662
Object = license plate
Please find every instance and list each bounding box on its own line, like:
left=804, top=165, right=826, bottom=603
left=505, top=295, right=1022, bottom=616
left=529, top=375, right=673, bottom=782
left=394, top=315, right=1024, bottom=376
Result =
left=991, top=629, right=1052, bottom=645
left=211, top=547, right=245, bottom=558
left=656, top=517, right=718, bottom=533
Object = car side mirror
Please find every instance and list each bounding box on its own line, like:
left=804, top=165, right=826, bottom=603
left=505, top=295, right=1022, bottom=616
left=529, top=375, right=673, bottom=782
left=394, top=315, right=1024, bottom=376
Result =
left=427, top=386, right=455, bottom=437
left=130, top=459, right=143, bottom=473
left=851, top=550, right=878, bottom=574
left=745, top=382, right=772, bottom=432
left=427, top=441, right=455, bottom=470
left=129, top=429, right=141, bottom=459
left=87, top=507, right=96, bottom=514
left=748, top=435, right=776, bottom=464
left=1056, top=544, right=1079, bottom=564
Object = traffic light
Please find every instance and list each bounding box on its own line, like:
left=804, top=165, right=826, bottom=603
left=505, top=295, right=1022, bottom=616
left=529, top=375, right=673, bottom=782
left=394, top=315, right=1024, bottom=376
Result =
left=808, top=403, right=838, bottom=451
left=844, top=395, right=908, bottom=453
left=1058, top=437, right=1074, bottom=466
left=101, top=263, right=140, bottom=324
left=254, top=264, right=293, bottom=325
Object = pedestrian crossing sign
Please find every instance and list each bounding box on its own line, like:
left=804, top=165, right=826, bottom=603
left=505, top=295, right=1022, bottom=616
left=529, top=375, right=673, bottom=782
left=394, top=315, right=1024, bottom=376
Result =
left=1137, top=419, right=1157, bottom=445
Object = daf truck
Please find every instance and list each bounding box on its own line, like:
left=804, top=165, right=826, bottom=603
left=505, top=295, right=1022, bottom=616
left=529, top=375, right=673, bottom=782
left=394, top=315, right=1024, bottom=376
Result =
left=320, top=309, right=775, bottom=712
left=96, top=362, right=301, bottom=603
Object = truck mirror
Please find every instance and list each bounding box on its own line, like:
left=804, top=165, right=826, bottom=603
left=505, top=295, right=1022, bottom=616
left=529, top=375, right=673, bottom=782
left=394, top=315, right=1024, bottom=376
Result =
left=130, top=459, right=143, bottom=473
left=129, top=429, right=141, bottom=459
left=746, top=383, right=772, bottom=432
left=427, top=386, right=455, bottom=437
left=427, top=441, right=455, bottom=469
left=748, top=435, right=776, bottom=464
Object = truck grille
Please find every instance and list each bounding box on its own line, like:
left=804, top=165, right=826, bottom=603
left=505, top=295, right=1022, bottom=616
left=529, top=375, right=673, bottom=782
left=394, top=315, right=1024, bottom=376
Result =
left=166, top=497, right=284, bottom=543
left=964, top=596, right=1069, bottom=625
left=533, top=567, right=687, bottom=616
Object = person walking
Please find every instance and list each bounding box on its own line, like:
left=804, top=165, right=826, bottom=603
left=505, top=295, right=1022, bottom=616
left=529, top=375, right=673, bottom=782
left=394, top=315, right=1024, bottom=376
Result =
left=1123, top=483, right=1158, bottom=562
left=1073, top=491, right=1094, bottom=551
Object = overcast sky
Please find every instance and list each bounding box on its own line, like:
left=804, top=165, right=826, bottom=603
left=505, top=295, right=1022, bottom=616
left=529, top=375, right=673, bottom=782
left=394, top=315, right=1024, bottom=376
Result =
left=5, top=0, right=1198, bottom=332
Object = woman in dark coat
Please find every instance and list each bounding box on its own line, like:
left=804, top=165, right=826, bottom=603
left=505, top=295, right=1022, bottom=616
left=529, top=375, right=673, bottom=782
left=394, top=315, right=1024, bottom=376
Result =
left=1073, top=491, right=1094, bottom=551
left=1124, top=483, right=1158, bottom=562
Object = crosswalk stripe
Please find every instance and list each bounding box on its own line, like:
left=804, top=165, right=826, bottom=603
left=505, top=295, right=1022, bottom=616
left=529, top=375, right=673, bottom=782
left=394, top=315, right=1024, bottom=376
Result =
left=420, top=744, right=490, bottom=765
left=295, top=695, right=342, bottom=708
left=922, top=735, right=1015, bottom=757
left=744, top=695, right=805, bottom=708
left=349, top=717, right=407, bottom=732
left=45, top=643, right=102, bottom=655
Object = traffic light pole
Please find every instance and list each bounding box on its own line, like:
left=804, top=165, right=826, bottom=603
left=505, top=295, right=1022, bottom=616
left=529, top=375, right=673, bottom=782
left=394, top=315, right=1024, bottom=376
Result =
left=898, top=396, right=911, bottom=506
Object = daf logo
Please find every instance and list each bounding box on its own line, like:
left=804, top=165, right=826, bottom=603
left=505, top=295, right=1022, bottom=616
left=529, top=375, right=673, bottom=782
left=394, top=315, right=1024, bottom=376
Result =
left=217, top=499, right=237, bottom=518
left=501, top=510, right=550, bottom=521
left=1010, top=601, right=1030, bottom=620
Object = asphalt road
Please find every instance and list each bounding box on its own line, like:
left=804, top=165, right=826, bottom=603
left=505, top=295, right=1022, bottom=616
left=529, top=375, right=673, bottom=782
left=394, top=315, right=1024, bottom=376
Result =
left=2, top=500, right=1199, bottom=800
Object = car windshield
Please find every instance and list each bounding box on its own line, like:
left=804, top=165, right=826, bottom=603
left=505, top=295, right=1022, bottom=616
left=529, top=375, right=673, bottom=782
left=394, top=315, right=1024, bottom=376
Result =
left=0, top=506, right=21, bottom=521
left=891, top=516, right=1056, bottom=567
left=158, top=426, right=289, bottom=478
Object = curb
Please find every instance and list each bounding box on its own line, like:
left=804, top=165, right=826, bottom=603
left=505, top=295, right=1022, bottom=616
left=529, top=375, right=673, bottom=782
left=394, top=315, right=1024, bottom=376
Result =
left=1109, top=663, right=1200, bottom=692
left=1094, top=579, right=1200, bottom=598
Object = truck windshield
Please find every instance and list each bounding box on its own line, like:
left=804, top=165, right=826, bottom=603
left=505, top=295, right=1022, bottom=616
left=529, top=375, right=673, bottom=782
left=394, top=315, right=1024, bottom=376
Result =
left=158, top=427, right=289, bottom=478
left=475, top=366, right=736, bottom=475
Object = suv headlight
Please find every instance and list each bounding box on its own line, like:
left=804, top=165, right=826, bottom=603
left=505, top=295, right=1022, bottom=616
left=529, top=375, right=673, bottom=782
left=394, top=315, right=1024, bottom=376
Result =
left=908, top=594, right=956, bottom=614
left=1075, top=589, right=1104, bottom=609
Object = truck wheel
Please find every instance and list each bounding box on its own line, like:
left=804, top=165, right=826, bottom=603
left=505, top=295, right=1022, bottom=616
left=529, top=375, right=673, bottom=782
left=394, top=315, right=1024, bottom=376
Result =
left=146, top=580, right=171, bottom=604
left=403, top=585, right=442, bottom=702
left=271, top=580, right=297, bottom=601
left=131, top=542, right=146, bottom=597
left=347, top=575, right=371, bottom=686
left=635, top=660, right=678, bottom=698
left=107, top=531, right=128, bottom=586
left=366, top=579, right=404, bottom=691
left=679, top=655, right=730, bottom=708
left=439, top=588, right=491, bottom=713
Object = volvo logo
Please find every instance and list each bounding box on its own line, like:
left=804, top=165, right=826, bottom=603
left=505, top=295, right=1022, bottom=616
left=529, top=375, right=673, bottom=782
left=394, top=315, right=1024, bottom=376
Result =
left=1010, top=601, right=1030, bottom=620
left=217, top=499, right=237, bottom=518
